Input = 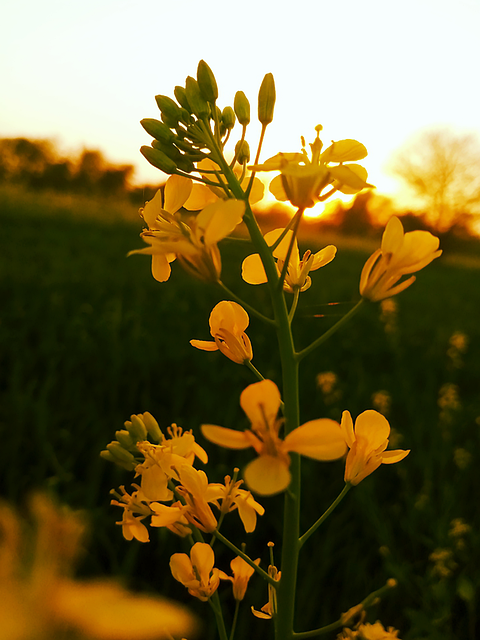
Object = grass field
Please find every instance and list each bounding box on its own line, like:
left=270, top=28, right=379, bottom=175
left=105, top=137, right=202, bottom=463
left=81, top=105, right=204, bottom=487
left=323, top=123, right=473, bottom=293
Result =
left=1, top=185, right=479, bottom=639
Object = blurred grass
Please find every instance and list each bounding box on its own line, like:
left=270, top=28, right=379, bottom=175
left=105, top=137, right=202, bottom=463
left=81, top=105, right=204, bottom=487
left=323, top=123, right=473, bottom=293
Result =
left=1, top=185, right=479, bottom=640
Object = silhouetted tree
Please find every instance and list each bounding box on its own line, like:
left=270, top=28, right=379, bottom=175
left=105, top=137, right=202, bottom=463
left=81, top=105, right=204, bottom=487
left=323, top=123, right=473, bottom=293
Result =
left=389, top=128, right=480, bottom=232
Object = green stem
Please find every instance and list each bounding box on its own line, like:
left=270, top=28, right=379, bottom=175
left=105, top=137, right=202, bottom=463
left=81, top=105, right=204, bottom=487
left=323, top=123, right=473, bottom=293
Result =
left=276, top=209, right=304, bottom=292
left=245, top=359, right=266, bottom=382
left=212, top=530, right=275, bottom=585
left=297, top=299, right=364, bottom=361
left=229, top=600, right=241, bottom=640
left=209, top=593, right=229, bottom=640
left=288, top=289, right=300, bottom=323
left=217, top=280, right=275, bottom=325
left=298, top=484, right=351, bottom=549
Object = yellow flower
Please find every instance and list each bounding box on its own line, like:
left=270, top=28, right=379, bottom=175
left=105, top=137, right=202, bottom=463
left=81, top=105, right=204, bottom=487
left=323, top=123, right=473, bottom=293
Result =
left=130, top=174, right=245, bottom=282
left=356, top=621, right=401, bottom=639
left=176, top=464, right=219, bottom=533
left=169, top=542, right=228, bottom=602
left=360, top=216, right=442, bottom=302
left=250, top=127, right=370, bottom=209
left=241, top=228, right=336, bottom=293
left=190, top=300, right=253, bottom=363
left=205, top=472, right=265, bottom=533
left=0, top=494, right=196, bottom=640
left=340, top=410, right=410, bottom=485
left=226, top=556, right=260, bottom=601
left=110, top=485, right=153, bottom=542
left=150, top=501, right=192, bottom=537
left=202, top=379, right=347, bottom=495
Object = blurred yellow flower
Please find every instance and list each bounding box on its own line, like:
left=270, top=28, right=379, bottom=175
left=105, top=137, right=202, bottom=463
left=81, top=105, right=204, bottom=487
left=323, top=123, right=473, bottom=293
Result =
left=169, top=542, right=228, bottom=602
left=360, top=216, right=442, bottom=302
left=337, top=621, right=401, bottom=639
left=242, top=228, right=336, bottom=293
left=250, top=127, right=371, bottom=209
left=202, top=379, right=347, bottom=495
left=0, top=494, right=196, bottom=640
left=190, top=300, right=253, bottom=364
left=130, top=174, right=245, bottom=282
left=340, top=410, right=410, bottom=485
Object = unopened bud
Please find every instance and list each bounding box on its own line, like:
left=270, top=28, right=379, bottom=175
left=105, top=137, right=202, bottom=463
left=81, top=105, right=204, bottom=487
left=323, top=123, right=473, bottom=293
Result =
left=151, top=140, right=194, bottom=172
left=174, top=85, right=191, bottom=112
left=140, top=118, right=175, bottom=144
left=197, top=60, right=218, bottom=103
left=142, top=412, right=163, bottom=442
left=234, top=91, right=250, bottom=125
left=115, top=429, right=134, bottom=449
left=235, top=140, right=250, bottom=164
left=100, top=449, right=135, bottom=471
left=185, top=76, right=210, bottom=118
left=106, top=441, right=136, bottom=464
left=155, top=95, right=182, bottom=127
left=258, top=73, right=276, bottom=125
left=140, top=145, right=177, bottom=174
left=126, top=414, right=148, bottom=441
left=222, top=106, right=236, bottom=130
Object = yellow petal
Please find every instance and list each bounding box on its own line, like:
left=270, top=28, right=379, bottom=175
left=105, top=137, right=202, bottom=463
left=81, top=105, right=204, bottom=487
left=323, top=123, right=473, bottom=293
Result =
left=354, top=410, right=390, bottom=450
left=209, top=300, right=249, bottom=335
left=340, top=410, right=355, bottom=448
left=381, top=449, right=410, bottom=464
left=240, top=380, right=281, bottom=431
left=190, top=339, right=219, bottom=352
left=201, top=425, right=252, bottom=449
left=242, top=253, right=267, bottom=285
left=310, top=245, right=337, bottom=270
left=284, top=419, right=347, bottom=460
left=190, top=543, right=215, bottom=584
left=163, top=175, right=193, bottom=213
left=329, top=164, right=369, bottom=194
left=151, top=254, right=174, bottom=282
left=140, top=189, right=164, bottom=229
left=243, top=455, right=291, bottom=495
left=381, top=216, right=404, bottom=254
left=269, top=174, right=288, bottom=201
left=321, top=139, right=368, bottom=163
left=184, top=183, right=218, bottom=210
left=196, top=199, right=245, bottom=245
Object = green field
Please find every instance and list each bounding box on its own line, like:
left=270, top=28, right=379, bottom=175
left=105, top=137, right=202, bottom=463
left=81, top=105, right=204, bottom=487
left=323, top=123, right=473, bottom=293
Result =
left=1, top=185, right=479, bottom=639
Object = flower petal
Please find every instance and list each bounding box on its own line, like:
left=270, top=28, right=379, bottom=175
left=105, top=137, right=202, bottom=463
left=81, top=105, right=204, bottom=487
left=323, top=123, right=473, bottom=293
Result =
left=190, top=339, right=219, bottom=352
left=240, top=380, right=282, bottom=432
left=197, top=199, right=245, bottom=245
left=242, top=253, right=268, bottom=285
left=209, top=301, right=249, bottom=335
left=381, top=449, right=410, bottom=464
left=243, top=455, right=291, bottom=495
left=340, top=411, right=355, bottom=448
left=354, top=410, right=391, bottom=450
left=310, top=245, right=337, bottom=270
left=284, top=419, right=347, bottom=460
left=164, top=175, right=193, bottom=213
left=190, top=543, right=215, bottom=584
left=201, top=425, right=252, bottom=449
left=183, top=183, right=218, bottom=210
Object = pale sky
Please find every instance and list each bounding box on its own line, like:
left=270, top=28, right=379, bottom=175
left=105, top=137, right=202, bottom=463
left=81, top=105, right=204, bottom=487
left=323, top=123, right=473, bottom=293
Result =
left=2, top=0, right=480, bottom=205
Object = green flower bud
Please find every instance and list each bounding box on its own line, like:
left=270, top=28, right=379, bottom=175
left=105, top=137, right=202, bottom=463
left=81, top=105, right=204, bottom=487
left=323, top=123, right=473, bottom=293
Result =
left=234, top=91, right=250, bottom=125
left=197, top=60, right=218, bottom=103
left=155, top=95, right=182, bottom=126
left=185, top=76, right=210, bottom=118
left=174, top=85, right=191, bottom=112
left=258, top=73, right=276, bottom=125
left=151, top=140, right=194, bottom=173
left=222, top=106, right=236, bottom=130
left=140, top=145, right=177, bottom=174
left=142, top=412, right=163, bottom=442
left=140, top=118, right=175, bottom=144
left=235, top=139, right=250, bottom=164
left=106, top=441, right=136, bottom=464
left=100, top=449, right=135, bottom=471
left=126, top=415, right=148, bottom=442
left=115, top=429, right=134, bottom=449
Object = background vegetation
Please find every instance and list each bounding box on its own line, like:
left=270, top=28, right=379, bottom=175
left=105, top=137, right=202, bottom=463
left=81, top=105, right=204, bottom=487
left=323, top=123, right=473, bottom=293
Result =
left=1, top=145, right=479, bottom=639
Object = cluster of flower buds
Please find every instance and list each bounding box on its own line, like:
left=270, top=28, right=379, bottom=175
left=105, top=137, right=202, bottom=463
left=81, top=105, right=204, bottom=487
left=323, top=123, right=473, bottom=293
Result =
left=140, top=60, right=275, bottom=177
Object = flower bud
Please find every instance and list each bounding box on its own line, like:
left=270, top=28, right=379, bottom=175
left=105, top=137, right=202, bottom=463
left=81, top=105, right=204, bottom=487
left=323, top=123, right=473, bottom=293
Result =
left=142, top=412, right=163, bottom=442
left=234, top=91, right=250, bottom=125
left=106, top=441, right=136, bottom=465
left=197, top=60, right=218, bottom=103
left=115, top=429, right=134, bottom=449
left=140, top=118, right=175, bottom=144
left=140, top=145, right=177, bottom=174
left=258, top=73, right=276, bottom=125
left=126, top=414, right=148, bottom=441
left=185, top=76, right=210, bottom=118
left=155, top=95, right=182, bottom=127
left=222, top=106, right=236, bottom=130
left=235, top=140, right=250, bottom=164
left=100, top=448, right=135, bottom=471
left=151, top=140, right=195, bottom=173
left=174, top=85, right=191, bottom=112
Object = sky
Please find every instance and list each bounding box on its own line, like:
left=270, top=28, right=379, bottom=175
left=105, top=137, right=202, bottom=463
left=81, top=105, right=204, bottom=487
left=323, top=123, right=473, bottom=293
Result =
left=2, top=0, right=480, bottom=209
